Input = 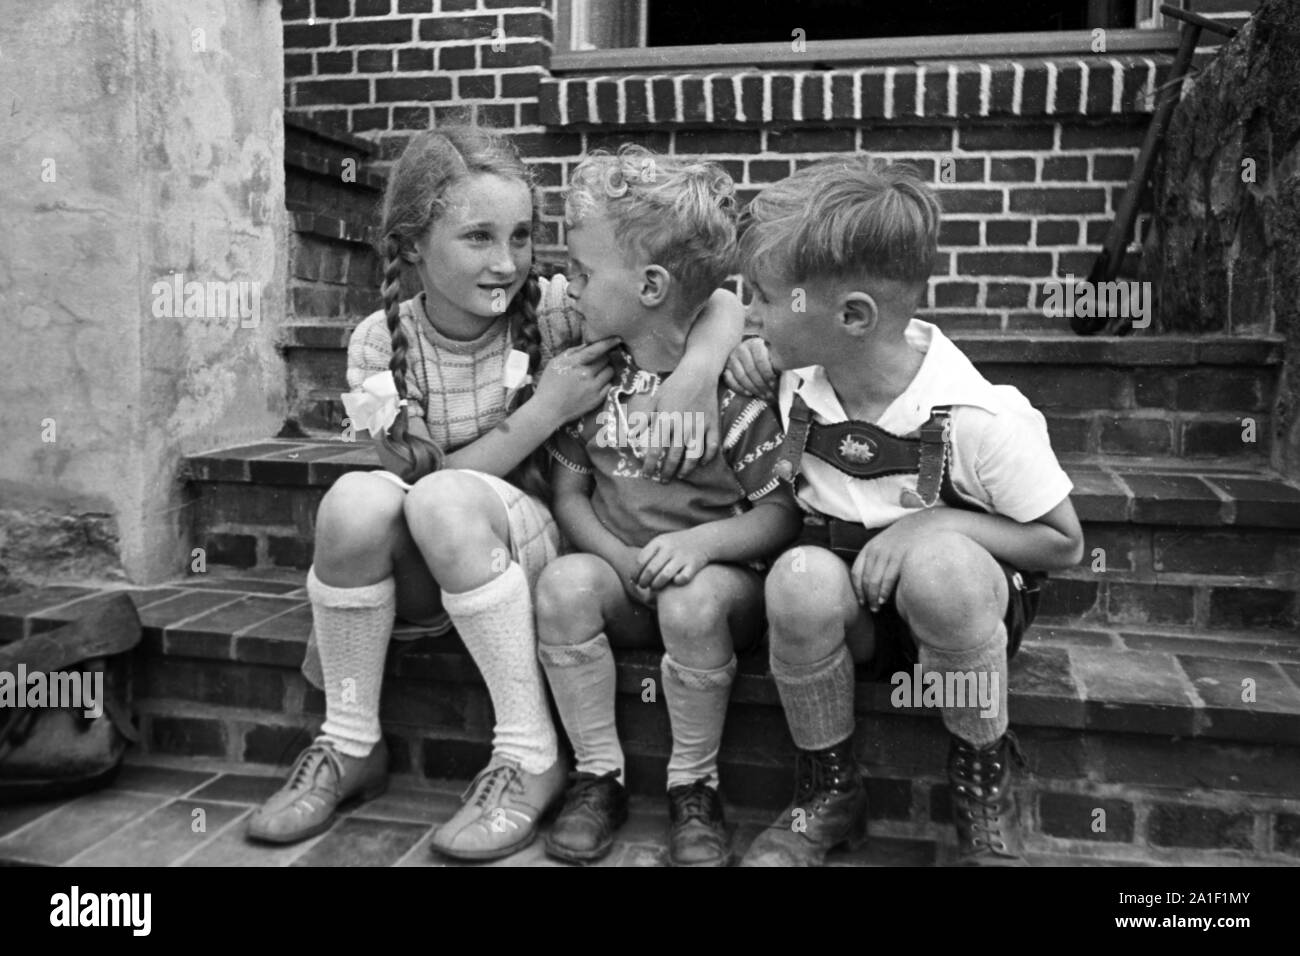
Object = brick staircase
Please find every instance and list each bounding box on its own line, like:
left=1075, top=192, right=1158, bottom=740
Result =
left=1, top=326, right=1292, bottom=864
left=4, top=119, right=1298, bottom=866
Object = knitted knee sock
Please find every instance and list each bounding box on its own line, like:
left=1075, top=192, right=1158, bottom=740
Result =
left=440, top=562, right=558, bottom=775
left=538, top=633, right=623, bottom=779
left=661, top=653, right=738, bottom=791
left=307, top=567, right=395, bottom=759
left=919, top=622, right=1009, bottom=748
left=770, top=643, right=856, bottom=751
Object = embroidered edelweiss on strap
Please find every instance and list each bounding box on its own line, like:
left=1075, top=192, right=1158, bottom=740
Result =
left=772, top=394, right=952, bottom=507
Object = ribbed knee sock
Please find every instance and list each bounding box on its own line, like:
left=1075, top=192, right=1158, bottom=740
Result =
left=538, top=632, right=623, bottom=779
left=307, top=567, right=394, bottom=758
left=770, top=643, right=856, bottom=751
left=661, top=653, right=737, bottom=791
left=918, top=622, right=1009, bottom=748
left=440, top=563, right=558, bottom=775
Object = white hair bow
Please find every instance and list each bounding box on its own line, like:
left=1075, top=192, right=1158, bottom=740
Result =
left=341, top=370, right=406, bottom=436
left=502, top=349, right=533, bottom=408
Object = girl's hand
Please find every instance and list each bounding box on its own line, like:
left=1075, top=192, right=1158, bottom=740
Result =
left=642, top=371, right=721, bottom=483
left=635, top=530, right=710, bottom=591
left=533, top=338, right=620, bottom=424
left=723, top=338, right=778, bottom=402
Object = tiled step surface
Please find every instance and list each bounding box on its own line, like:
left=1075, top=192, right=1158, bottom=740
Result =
left=2, top=574, right=1299, bottom=862
left=3, top=754, right=1263, bottom=868
left=277, top=330, right=1283, bottom=463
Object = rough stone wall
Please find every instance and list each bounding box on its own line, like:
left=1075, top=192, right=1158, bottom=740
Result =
left=1152, top=0, right=1300, bottom=468
left=0, top=0, right=288, bottom=589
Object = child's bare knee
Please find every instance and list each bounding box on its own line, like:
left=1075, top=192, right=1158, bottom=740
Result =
left=316, top=472, right=405, bottom=558
left=404, top=470, right=494, bottom=534
left=766, top=547, right=854, bottom=630
left=657, top=580, right=731, bottom=639
left=535, top=557, right=606, bottom=639
left=896, top=533, right=1005, bottom=632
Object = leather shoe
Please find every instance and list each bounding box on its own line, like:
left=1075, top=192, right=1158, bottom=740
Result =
left=741, top=737, right=868, bottom=867
left=667, top=779, right=730, bottom=867
left=431, top=753, right=568, bottom=861
left=545, top=770, right=629, bottom=863
left=247, top=737, right=388, bottom=844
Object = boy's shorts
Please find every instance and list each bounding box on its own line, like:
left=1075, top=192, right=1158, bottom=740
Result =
left=793, top=518, right=1044, bottom=682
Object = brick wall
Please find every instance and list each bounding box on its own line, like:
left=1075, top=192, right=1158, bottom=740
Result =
left=280, top=0, right=1263, bottom=333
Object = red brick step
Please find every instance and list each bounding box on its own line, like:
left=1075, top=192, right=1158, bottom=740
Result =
left=2, top=575, right=1298, bottom=863
left=179, top=441, right=1300, bottom=631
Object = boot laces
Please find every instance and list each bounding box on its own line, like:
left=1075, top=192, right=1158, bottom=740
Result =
left=286, top=739, right=344, bottom=794
left=953, top=732, right=1024, bottom=853
left=672, top=781, right=718, bottom=825
left=563, top=771, right=619, bottom=813
left=795, top=748, right=854, bottom=813
left=461, top=761, right=524, bottom=808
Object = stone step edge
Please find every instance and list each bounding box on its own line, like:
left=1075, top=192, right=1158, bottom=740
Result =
left=285, top=111, right=379, bottom=157
left=131, top=699, right=1300, bottom=810
left=276, top=324, right=1285, bottom=365
left=285, top=147, right=387, bottom=192
left=180, top=441, right=1300, bottom=529
left=131, top=619, right=1300, bottom=746
left=10, top=581, right=1297, bottom=648
left=8, top=586, right=1298, bottom=746
left=288, top=209, right=376, bottom=246
left=292, top=389, right=1273, bottom=433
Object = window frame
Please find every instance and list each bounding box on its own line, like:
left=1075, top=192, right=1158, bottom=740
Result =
left=553, top=1, right=1182, bottom=74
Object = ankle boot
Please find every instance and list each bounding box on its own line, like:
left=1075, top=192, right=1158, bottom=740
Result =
left=740, top=737, right=868, bottom=867
left=947, top=729, right=1029, bottom=866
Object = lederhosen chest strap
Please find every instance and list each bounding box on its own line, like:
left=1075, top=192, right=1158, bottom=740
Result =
left=773, top=394, right=953, bottom=507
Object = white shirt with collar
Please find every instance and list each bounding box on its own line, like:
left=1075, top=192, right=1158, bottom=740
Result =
left=777, top=319, right=1074, bottom=529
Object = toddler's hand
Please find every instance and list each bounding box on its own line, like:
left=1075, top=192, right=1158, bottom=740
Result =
left=611, top=549, right=656, bottom=606
left=723, top=337, right=778, bottom=402
left=635, top=531, right=710, bottom=591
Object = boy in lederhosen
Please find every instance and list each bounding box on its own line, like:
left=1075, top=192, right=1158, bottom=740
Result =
left=724, top=157, right=1085, bottom=866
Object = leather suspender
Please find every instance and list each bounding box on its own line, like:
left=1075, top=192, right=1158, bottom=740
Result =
left=775, top=394, right=960, bottom=509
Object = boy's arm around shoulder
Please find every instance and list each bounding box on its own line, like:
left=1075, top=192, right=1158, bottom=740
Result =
left=643, top=288, right=746, bottom=481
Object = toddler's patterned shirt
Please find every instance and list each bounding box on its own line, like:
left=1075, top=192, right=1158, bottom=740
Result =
left=548, top=348, right=797, bottom=549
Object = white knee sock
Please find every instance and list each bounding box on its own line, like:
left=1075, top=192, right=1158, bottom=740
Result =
left=538, top=633, right=624, bottom=779
left=662, top=653, right=738, bottom=791
left=440, top=563, right=558, bottom=775
left=307, top=567, right=395, bottom=759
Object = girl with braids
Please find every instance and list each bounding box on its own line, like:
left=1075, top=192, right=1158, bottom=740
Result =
left=246, top=123, right=745, bottom=860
